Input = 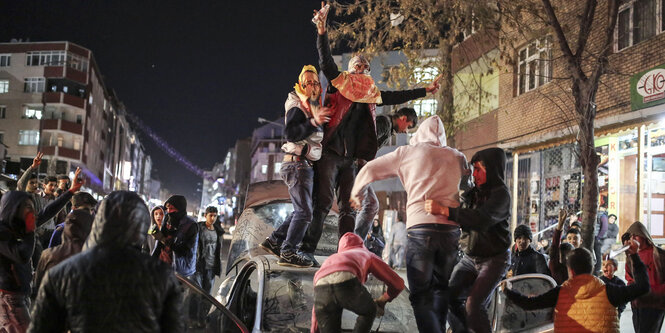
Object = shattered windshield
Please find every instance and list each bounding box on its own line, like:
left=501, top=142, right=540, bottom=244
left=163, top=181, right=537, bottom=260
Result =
left=261, top=270, right=417, bottom=332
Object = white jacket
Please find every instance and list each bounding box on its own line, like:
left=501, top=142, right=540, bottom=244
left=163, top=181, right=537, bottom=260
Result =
left=351, top=116, right=467, bottom=229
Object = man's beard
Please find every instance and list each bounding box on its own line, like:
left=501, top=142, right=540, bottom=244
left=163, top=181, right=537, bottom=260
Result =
left=308, top=95, right=320, bottom=111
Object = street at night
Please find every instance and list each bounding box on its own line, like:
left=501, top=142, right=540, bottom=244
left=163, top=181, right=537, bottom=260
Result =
left=1, top=1, right=665, bottom=332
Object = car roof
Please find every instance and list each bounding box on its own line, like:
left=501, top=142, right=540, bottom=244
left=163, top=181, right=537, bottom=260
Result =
left=244, top=180, right=291, bottom=210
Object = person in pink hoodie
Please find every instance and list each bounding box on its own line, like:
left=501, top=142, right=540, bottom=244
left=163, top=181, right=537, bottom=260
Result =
left=350, top=115, right=470, bottom=332
left=311, top=232, right=404, bottom=333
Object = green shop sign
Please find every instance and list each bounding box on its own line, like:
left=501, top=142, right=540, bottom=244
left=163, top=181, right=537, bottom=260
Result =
left=631, top=63, right=665, bottom=110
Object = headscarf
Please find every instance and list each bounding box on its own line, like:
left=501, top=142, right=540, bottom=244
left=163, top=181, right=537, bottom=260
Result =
left=329, top=54, right=382, bottom=104
left=294, top=65, right=321, bottom=113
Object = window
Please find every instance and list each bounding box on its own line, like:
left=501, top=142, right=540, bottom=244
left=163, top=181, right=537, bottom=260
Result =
left=274, top=162, right=282, bottom=173
left=0, top=133, right=4, bottom=145
left=0, top=106, right=5, bottom=119
left=412, top=99, right=438, bottom=117
left=0, top=54, right=9, bottom=67
left=517, top=36, right=552, bottom=95
left=66, top=53, right=88, bottom=72
left=18, top=130, right=39, bottom=146
left=26, top=51, right=66, bottom=66
left=0, top=80, right=8, bottom=94
left=24, top=78, right=45, bottom=93
left=261, top=164, right=268, bottom=174
left=617, top=0, right=661, bottom=51
left=23, top=107, right=42, bottom=119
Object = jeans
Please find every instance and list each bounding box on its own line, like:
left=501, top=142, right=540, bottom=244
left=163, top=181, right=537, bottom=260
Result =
left=269, top=161, right=314, bottom=253
left=448, top=250, right=510, bottom=333
left=192, top=268, right=216, bottom=325
left=0, top=291, right=30, bottom=333
left=353, top=186, right=379, bottom=239
left=314, top=277, right=377, bottom=333
left=406, top=224, right=461, bottom=333
left=632, top=307, right=665, bottom=333
left=301, top=152, right=356, bottom=253
left=593, top=238, right=603, bottom=275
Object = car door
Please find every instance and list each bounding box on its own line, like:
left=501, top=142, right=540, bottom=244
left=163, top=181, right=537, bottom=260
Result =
left=490, top=274, right=556, bottom=333
left=176, top=274, right=249, bottom=333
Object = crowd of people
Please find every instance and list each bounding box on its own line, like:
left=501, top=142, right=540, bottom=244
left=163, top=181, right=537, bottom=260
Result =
left=1, top=2, right=664, bottom=333
left=0, top=150, right=229, bottom=331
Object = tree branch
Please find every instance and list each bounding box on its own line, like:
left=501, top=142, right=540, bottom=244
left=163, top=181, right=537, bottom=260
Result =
left=588, top=0, right=619, bottom=88
left=540, top=0, right=587, bottom=81
left=575, top=0, right=597, bottom=59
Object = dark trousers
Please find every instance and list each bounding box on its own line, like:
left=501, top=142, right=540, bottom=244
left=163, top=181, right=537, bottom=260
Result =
left=593, top=237, right=603, bottom=275
left=269, top=161, right=314, bottom=253
left=406, top=224, right=460, bottom=333
left=632, top=307, right=665, bottom=333
left=192, top=268, right=216, bottom=324
left=448, top=250, right=510, bottom=333
left=301, top=152, right=356, bottom=253
left=314, top=277, right=377, bottom=333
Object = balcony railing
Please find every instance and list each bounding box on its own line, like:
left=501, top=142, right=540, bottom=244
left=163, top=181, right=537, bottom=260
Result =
left=41, top=145, right=81, bottom=160
left=41, top=119, right=83, bottom=135
left=43, top=92, right=85, bottom=109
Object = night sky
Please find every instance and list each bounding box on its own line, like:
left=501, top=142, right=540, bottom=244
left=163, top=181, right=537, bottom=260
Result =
left=0, top=1, right=329, bottom=203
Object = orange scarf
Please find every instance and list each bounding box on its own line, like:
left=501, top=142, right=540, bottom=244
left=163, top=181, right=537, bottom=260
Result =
left=330, top=72, right=382, bottom=104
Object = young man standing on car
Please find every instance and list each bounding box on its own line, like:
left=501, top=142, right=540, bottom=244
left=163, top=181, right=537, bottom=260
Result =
left=260, top=65, right=331, bottom=268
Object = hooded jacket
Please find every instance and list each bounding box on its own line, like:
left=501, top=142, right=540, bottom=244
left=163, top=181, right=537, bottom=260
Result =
left=311, top=233, right=404, bottom=333
left=32, top=209, right=93, bottom=298
left=0, top=190, right=72, bottom=294
left=154, top=195, right=199, bottom=277
left=625, top=221, right=665, bottom=295
left=29, top=191, right=183, bottom=333
left=351, top=116, right=468, bottom=229
left=449, top=147, right=512, bottom=257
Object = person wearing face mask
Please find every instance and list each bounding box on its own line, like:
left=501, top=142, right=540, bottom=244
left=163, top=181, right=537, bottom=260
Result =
left=152, top=195, right=199, bottom=278
left=425, top=147, right=512, bottom=333
left=301, top=3, right=442, bottom=266
left=260, top=65, right=331, bottom=268
left=0, top=168, right=83, bottom=332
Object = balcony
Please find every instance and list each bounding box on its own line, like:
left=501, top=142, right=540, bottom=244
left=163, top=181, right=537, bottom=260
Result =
left=44, top=66, right=64, bottom=78
left=41, top=119, right=83, bottom=135
left=43, top=92, right=85, bottom=109
left=41, top=145, right=81, bottom=161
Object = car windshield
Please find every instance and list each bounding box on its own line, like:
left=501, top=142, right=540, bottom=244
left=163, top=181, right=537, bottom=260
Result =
left=491, top=275, right=555, bottom=332
left=261, top=270, right=417, bottom=332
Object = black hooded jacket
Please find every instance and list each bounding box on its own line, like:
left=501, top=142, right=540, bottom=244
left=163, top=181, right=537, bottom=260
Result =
left=29, top=191, right=183, bottom=333
left=449, top=148, right=512, bottom=257
left=0, top=190, right=72, bottom=293
left=32, top=209, right=94, bottom=299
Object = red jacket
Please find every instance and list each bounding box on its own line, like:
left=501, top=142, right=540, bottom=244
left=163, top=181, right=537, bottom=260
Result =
left=311, top=233, right=404, bottom=332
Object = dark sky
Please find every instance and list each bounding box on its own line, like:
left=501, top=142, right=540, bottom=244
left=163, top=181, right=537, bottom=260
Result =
left=0, top=1, right=328, bottom=204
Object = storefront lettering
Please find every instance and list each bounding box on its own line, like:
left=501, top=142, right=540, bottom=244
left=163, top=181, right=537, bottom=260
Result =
left=637, top=69, right=665, bottom=103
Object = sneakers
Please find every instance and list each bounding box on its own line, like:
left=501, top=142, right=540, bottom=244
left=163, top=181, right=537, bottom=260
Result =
left=278, top=251, right=313, bottom=268
left=259, top=238, right=281, bottom=257
left=299, top=251, right=320, bottom=267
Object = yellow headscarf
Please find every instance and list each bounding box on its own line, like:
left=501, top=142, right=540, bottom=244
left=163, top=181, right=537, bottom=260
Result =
left=294, top=65, right=320, bottom=109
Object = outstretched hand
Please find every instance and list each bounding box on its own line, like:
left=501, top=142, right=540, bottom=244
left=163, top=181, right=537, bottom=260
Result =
left=425, top=74, right=442, bottom=94
left=313, top=106, right=331, bottom=126
left=69, top=167, right=85, bottom=193
left=31, top=152, right=44, bottom=169
left=557, top=208, right=568, bottom=230
left=314, top=1, right=329, bottom=35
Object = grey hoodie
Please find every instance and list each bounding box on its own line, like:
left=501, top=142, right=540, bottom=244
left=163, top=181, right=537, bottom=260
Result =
left=351, top=116, right=468, bottom=228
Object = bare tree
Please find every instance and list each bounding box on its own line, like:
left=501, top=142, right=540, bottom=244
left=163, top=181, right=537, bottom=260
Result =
left=499, top=0, right=619, bottom=250
left=328, top=0, right=496, bottom=135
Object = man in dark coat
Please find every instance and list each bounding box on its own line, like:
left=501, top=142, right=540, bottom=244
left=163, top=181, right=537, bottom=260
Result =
left=427, top=147, right=512, bottom=333
left=32, top=206, right=94, bottom=300
left=507, top=224, right=549, bottom=277
left=153, top=195, right=199, bottom=277
left=29, top=191, right=183, bottom=332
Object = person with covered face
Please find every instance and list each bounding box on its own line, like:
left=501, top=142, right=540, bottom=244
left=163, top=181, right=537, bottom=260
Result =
left=624, top=221, right=665, bottom=332
left=143, top=205, right=165, bottom=255
left=29, top=191, right=183, bottom=332
left=351, top=116, right=468, bottom=332
left=425, top=147, right=511, bottom=333
left=302, top=3, right=442, bottom=266
left=260, top=65, right=331, bottom=268
left=153, top=195, right=199, bottom=277
left=0, top=168, right=82, bottom=332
